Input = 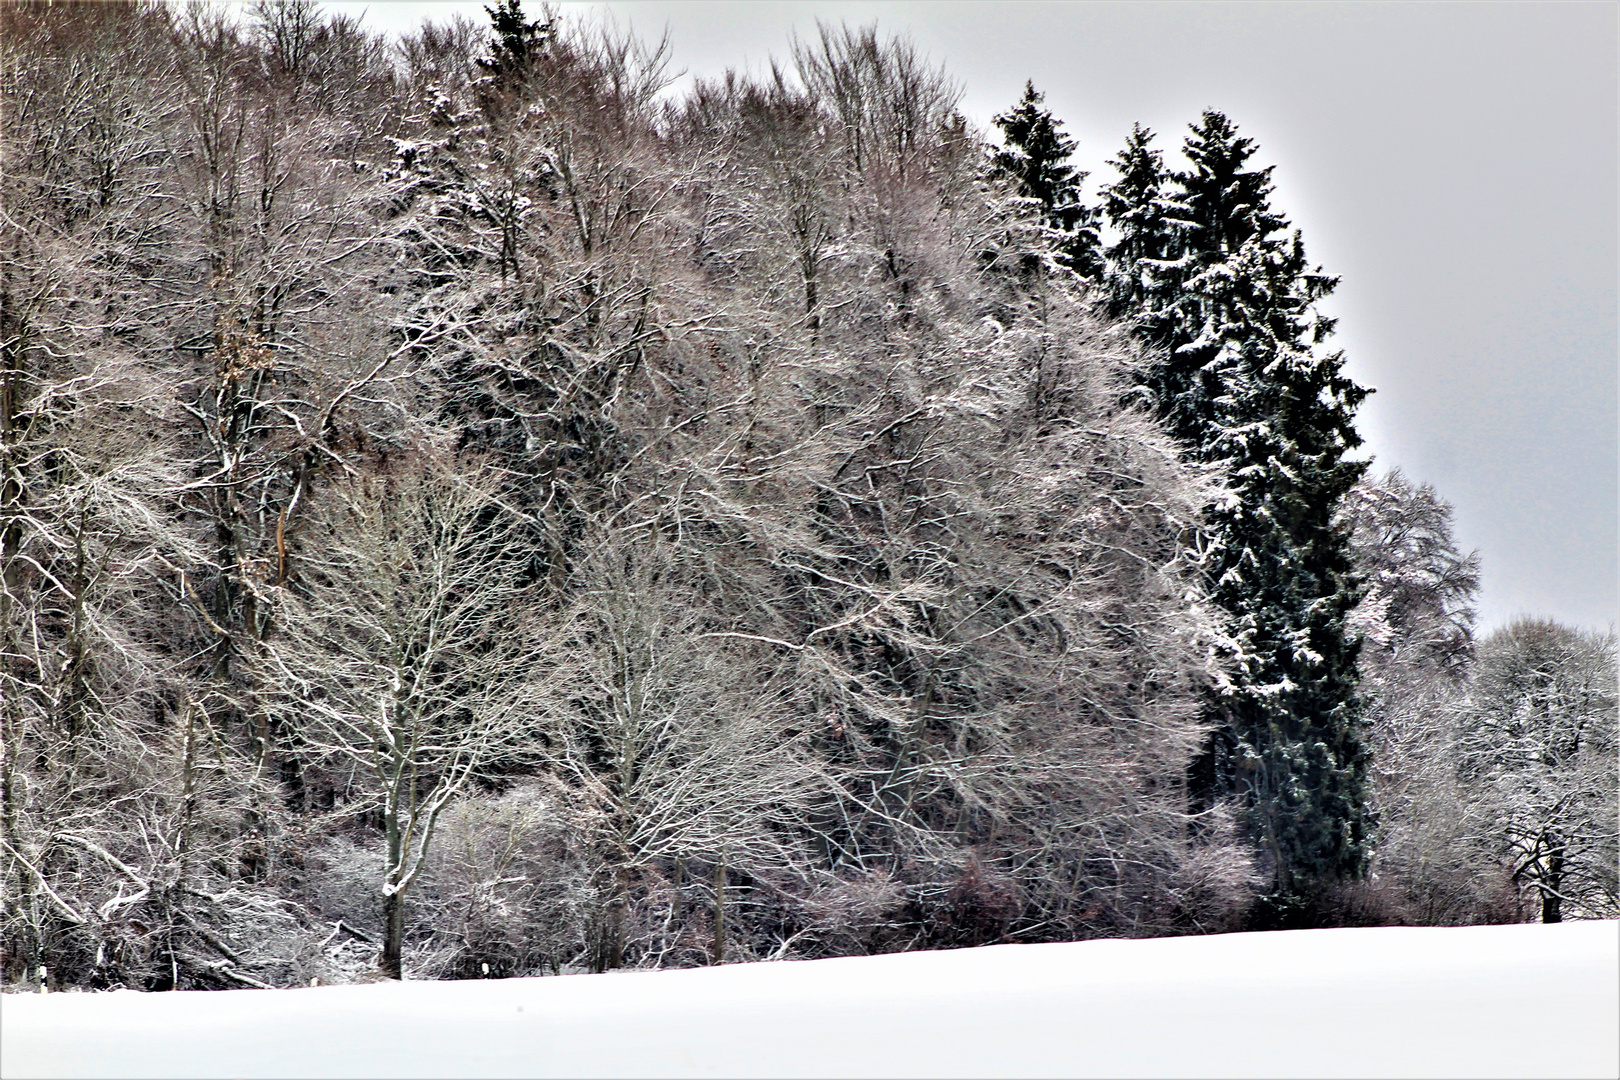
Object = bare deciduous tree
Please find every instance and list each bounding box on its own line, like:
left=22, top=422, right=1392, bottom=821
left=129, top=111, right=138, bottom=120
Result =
left=1340, top=470, right=1507, bottom=924
left=1459, top=620, right=1618, bottom=923
left=543, top=525, right=825, bottom=969
left=266, top=453, right=546, bottom=978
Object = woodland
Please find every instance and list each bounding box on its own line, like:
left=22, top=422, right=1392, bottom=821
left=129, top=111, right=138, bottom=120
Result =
left=1, top=0, right=1614, bottom=991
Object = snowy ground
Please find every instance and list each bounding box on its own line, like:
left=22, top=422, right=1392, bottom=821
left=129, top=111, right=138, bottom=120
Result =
left=3, top=921, right=1615, bottom=1079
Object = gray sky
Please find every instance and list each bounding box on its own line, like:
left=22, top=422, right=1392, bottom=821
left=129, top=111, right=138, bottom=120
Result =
left=332, top=0, right=1618, bottom=634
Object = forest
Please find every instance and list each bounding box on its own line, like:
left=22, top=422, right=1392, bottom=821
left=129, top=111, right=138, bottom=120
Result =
left=1, top=0, right=1614, bottom=991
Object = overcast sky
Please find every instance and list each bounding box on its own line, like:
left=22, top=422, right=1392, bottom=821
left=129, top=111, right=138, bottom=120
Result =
left=330, top=0, right=1618, bottom=634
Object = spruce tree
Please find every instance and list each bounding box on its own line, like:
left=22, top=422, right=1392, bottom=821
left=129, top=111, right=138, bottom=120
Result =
left=1098, top=123, right=1179, bottom=326
left=479, top=0, right=552, bottom=84
left=1112, top=111, right=1373, bottom=907
left=992, top=82, right=1101, bottom=278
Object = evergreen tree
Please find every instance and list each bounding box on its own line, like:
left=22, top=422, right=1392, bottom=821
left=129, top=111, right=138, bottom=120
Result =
left=992, top=82, right=1101, bottom=278
left=478, top=0, right=551, bottom=84
left=1098, top=123, right=1179, bottom=326
left=1126, top=111, right=1374, bottom=907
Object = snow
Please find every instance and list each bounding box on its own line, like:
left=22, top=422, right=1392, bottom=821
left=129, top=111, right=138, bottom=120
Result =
left=4, top=921, right=1616, bottom=1079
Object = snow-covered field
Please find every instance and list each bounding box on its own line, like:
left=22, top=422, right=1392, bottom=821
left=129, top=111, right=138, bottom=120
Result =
left=3, top=921, right=1615, bottom=1079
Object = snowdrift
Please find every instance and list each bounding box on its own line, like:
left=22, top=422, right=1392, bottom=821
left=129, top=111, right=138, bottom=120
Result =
left=3, top=921, right=1615, bottom=1079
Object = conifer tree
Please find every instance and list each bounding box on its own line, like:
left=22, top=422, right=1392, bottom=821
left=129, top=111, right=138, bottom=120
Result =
left=1114, top=111, right=1373, bottom=907
left=992, top=82, right=1100, bottom=277
left=479, top=0, right=551, bottom=83
left=1098, top=123, right=1178, bottom=326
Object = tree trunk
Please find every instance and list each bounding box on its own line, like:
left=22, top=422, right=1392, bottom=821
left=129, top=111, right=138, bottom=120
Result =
left=711, top=855, right=725, bottom=965
left=382, top=804, right=406, bottom=979
left=1541, top=840, right=1564, bottom=924
left=381, top=887, right=405, bottom=979
left=608, top=863, right=627, bottom=970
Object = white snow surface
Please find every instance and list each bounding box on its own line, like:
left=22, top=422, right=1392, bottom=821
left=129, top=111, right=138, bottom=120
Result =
left=3, top=921, right=1616, bottom=1079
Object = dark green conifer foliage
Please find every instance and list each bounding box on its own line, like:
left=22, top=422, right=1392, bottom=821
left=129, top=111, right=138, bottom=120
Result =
left=992, top=82, right=1101, bottom=278
left=1099, top=122, right=1179, bottom=328
left=1122, top=111, right=1374, bottom=905
left=479, top=0, right=552, bottom=83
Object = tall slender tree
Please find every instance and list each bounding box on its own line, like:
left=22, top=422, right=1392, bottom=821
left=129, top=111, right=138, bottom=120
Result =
left=1110, top=111, right=1373, bottom=909
left=991, top=81, right=1100, bottom=278
left=1343, top=470, right=1498, bottom=925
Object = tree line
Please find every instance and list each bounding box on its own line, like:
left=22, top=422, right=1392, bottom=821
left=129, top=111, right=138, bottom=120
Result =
left=1, top=0, right=1613, bottom=991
